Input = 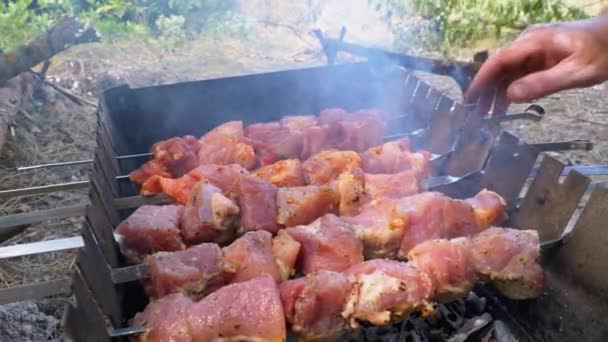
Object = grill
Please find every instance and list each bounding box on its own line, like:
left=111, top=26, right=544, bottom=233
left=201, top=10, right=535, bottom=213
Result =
left=0, top=37, right=607, bottom=342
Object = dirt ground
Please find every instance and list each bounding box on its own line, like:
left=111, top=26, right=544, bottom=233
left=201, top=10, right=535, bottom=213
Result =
left=0, top=3, right=607, bottom=340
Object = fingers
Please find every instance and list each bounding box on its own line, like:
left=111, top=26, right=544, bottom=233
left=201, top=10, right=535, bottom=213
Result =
left=465, top=32, right=547, bottom=102
left=506, top=59, right=584, bottom=102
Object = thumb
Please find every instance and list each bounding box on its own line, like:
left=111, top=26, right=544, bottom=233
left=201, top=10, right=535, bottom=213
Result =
left=506, top=60, right=581, bottom=102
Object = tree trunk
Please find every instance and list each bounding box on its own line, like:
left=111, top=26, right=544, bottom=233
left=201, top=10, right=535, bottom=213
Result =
left=0, top=16, right=100, bottom=153
left=0, top=16, right=100, bottom=84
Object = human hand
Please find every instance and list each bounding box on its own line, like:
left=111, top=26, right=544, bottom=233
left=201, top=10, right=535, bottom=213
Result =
left=465, top=15, right=608, bottom=115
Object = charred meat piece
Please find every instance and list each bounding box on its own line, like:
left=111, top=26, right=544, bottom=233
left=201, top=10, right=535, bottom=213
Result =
left=116, top=205, right=185, bottom=263
left=141, top=164, right=248, bottom=204
left=197, top=121, right=257, bottom=170
left=222, top=230, right=281, bottom=284
left=181, top=181, right=239, bottom=245
left=272, top=230, right=302, bottom=282
left=343, top=259, right=434, bottom=327
left=253, top=159, right=306, bottom=187
left=286, top=214, right=364, bottom=274
left=143, top=243, right=226, bottom=299
left=280, top=270, right=351, bottom=341
left=186, top=275, right=287, bottom=342
left=302, top=150, right=361, bottom=185
left=238, top=174, right=280, bottom=233
left=276, top=185, right=339, bottom=227
left=471, top=227, right=544, bottom=299
left=132, top=293, right=194, bottom=342
left=128, top=135, right=199, bottom=186
left=407, top=238, right=477, bottom=302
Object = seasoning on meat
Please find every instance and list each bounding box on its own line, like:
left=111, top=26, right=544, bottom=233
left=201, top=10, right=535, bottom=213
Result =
left=181, top=181, right=239, bottom=245
left=280, top=270, right=351, bottom=341
left=286, top=214, right=364, bottom=274
left=471, top=227, right=544, bottom=299
left=186, top=276, right=286, bottom=342
left=276, top=185, right=339, bottom=227
left=343, top=259, right=434, bottom=327
left=143, top=243, right=226, bottom=299
left=272, top=230, right=302, bottom=282
left=116, top=205, right=185, bottom=263
left=302, top=150, right=361, bottom=185
left=238, top=174, right=280, bottom=233
left=222, top=230, right=281, bottom=284
left=253, top=159, right=306, bottom=187
left=141, top=164, right=248, bottom=205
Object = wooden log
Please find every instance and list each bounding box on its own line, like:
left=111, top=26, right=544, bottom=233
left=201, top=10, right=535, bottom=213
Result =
left=0, top=15, right=100, bottom=84
left=0, top=73, right=34, bottom=153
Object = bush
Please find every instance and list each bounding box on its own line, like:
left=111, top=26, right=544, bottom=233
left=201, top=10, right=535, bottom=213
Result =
left=0, top=0, right=239, bottom=50
left=384, top=0, right=589, bottom=55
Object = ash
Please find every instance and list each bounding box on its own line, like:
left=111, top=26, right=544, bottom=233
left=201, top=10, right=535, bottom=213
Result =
left=343, top=292, right=513, bottom=342
left=0, top=301, right=59, bottom=341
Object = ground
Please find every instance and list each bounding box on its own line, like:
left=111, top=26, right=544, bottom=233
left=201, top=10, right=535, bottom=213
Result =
left=0, top=2, right=607, bottom=340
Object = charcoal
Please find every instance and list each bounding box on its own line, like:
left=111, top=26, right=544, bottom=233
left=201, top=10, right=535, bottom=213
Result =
left=481, top=320, right=518, bottom=342
left=465, top=292, right=487, bottom=316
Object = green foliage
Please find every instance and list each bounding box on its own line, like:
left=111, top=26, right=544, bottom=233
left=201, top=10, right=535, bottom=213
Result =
left=0, top=0, right=240, bottom=50
left=386, top=0, right=589, bottom=55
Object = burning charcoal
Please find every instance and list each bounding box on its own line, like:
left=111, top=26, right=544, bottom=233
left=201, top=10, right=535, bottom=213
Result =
left=446, top=313, right=493, bottom=342
left=399, top=318, right=430, bottom=342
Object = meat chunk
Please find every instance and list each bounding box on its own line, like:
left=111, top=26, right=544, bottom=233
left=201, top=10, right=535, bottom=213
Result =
left=280, top=115, right=318, bottom=131
left=342, top=198, right=407, bottom=259
left=407, top=238, right=477, bottom=302
left=272, top=230, right=301, bottom=281
left=330, top=110, right=385, bottom=152
left=335, top=168, right=366, bottom=216
left=116, top=205, right=185, bottom=263
left=286, top=215, right=364, bottom=274
left=245, top=122, right=303, bottom=164
left=197, top=121, right=257, bottom=170
left=128, top=135, right=199, bottom=186
left=222, top=230, right=281, bottom=284
left=254, top=159, right=306, bottom=187
left=276, top=185, right=339, bottom=227
left=143, top=243, right=225, bottom=299
left=181, top=181, right=239, bottom=245
left=141, top=164, right=248, bottom=204
left=300, top=125, right=332, bottom=160
left=132, top=293, right=194, bottom=342
left=186, top=276, right=286, bottom=342
left=318, top=107, right=348, bottom=125
left=361, top=138, right=431, bottom=178
left=151, top=136, right=200, bottom=177
left=238, top=174, right=280, bottom=233
left=343, top=259, right=434, bottom=327
left=466, top=189, right=508, bottom=228
left=396, top=192, right=478, bottom=258
left=364, top=170, right=421, bottom=200
left=471, top=227, right=544, bottom=299
left=129, top=159, right=172, bottom=186
left=302, top=150, right=361, bottom=185
left=280, top=271, right=351, bottom=341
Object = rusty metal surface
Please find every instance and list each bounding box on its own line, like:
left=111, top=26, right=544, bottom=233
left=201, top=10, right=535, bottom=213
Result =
left=513, top=156, right=591, bottom=241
